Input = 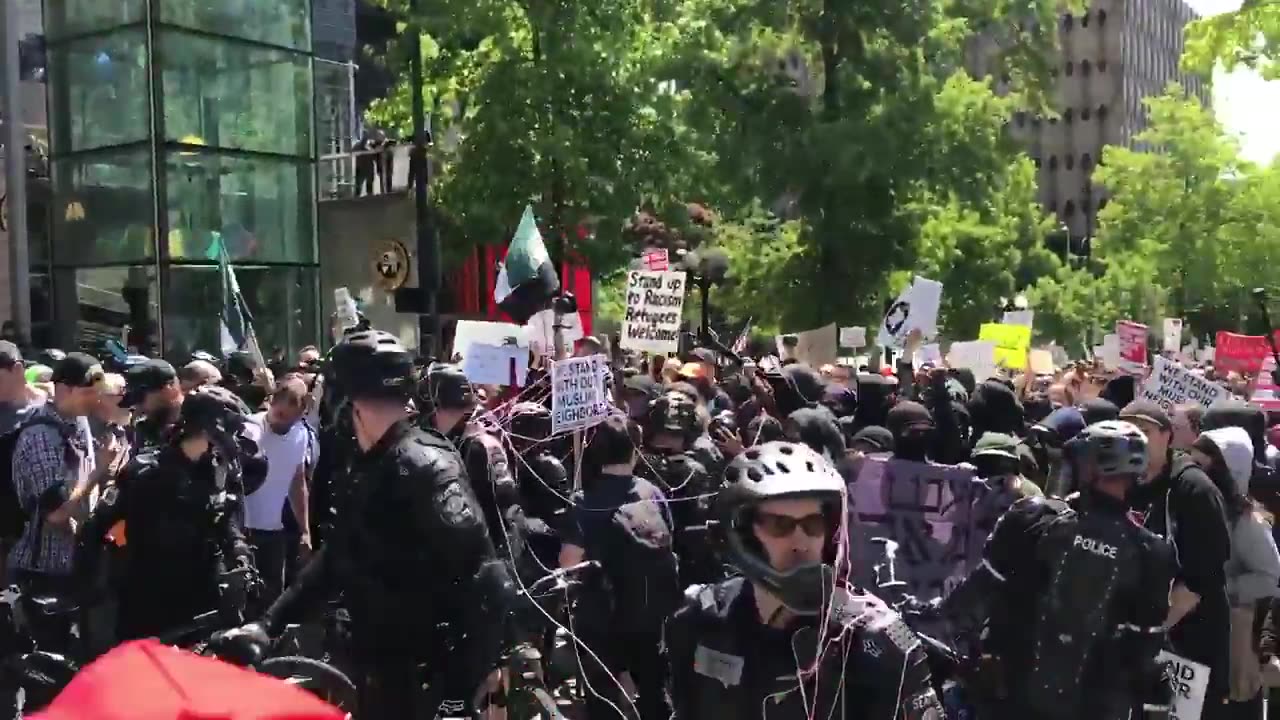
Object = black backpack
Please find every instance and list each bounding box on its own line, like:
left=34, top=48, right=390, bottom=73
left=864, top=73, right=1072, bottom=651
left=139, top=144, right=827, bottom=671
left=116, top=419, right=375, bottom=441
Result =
left=596, top=485, right=682, bottom=634
left=0, top=417, right=76, bottom=541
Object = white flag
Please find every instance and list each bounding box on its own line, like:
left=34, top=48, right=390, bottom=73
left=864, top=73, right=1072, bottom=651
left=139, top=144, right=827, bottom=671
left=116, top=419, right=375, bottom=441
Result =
left=876, top=276, right=943, bottom=348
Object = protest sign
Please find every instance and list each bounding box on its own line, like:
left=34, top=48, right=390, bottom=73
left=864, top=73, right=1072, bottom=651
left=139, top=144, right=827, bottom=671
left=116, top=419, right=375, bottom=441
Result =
left=947, top=340, right=997, bottom=381
left=1214, top=331, right=1280, bottom=374
left=1001, top=310, right=1034, bottom=327
left=620, top=270, right=686, bottom=354
left=1139, top=356, right=1227, bottom=412
left=849, top=457, right=1018, bottom=601
left=1251, top=357, right=1280, bottom=410
left=639, top=247, right=669, bottom=271
left=1101, top=333, right=1121, bottom=371
left=913, top=343, right=943, bottom=369
left=461, top=344, right=529, bottom=386
left=550, top=354, right=611, bottom=434
left=1163, top=318, right=1183, bottom=353
left=1156, top=651, right=1209, bottom=720
left=839, top=326, right=866, bottom=349
left=452, top=320, right=527, bottom=362
left=1028, top=349, right=1054, bottom=376
left=978, top=323, right=1031, bottom=368
left=525, top=307, right=584, bottom=358
left=876, top=276, right=943, bottom=348
left=1116, top=320, right=1148, bottom=373
left=788, top=324, right=838, bottom=366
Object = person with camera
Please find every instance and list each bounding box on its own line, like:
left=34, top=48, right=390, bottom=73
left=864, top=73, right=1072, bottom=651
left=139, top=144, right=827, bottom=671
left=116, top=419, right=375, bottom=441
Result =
left=941, top=420, right=1175, bottom=720
left=664, top=441, right=944, bottom=720
left=75, top=385, right=258, bottom=642
left=213, top=330, right=515, bottom=718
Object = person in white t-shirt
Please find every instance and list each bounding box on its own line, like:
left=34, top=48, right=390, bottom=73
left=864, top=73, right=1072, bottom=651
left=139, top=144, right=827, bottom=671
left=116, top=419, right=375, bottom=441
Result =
left=245, top=377, right=315, bottom=604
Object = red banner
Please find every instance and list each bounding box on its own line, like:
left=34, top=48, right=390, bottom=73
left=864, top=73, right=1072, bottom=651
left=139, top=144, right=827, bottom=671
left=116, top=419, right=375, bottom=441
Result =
left=1214, top=331, right=1280, bottom=374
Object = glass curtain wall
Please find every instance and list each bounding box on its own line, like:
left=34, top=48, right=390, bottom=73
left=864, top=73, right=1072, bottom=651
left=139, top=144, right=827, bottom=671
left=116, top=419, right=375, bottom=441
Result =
left=42, top=0, right=318, bottom=358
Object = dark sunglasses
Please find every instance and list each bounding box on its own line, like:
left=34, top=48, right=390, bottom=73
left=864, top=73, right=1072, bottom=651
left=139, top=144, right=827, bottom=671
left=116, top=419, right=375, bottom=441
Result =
left=754, top=511, right=828, bottom=539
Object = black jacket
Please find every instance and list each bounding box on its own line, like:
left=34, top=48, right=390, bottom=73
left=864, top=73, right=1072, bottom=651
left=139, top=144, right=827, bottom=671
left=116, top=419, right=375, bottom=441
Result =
left=260, top=420, right=512, bottom=701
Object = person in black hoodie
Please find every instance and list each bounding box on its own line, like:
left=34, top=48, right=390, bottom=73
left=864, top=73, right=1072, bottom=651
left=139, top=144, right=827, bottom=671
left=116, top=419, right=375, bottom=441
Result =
left=1120, top=399, right=1232, bottom=719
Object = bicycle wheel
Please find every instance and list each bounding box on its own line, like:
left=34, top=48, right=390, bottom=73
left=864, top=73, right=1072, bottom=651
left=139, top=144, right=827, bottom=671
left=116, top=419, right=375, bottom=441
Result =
left=257, top=655, right=358, bottom=713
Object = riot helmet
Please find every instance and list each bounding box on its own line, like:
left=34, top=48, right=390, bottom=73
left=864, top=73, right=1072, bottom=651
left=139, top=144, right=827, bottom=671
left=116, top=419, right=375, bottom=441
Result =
left=329, top=330, right=415, bottom=401
left=509, top=401, right=552, bottom=447
left=174, top=384, right=250, bottom=447
left=713, top=441, right=845, bottom=615
left=419, top=362, right=477, bottom=413
left=1061, top=420, right=1148, bottom=496
left=646, top=391, right=699, bottom=451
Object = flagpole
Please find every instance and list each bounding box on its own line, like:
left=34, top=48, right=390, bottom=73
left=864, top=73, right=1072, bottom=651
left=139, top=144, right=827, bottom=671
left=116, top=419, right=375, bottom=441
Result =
left=221, top=243, right=266, bottom=369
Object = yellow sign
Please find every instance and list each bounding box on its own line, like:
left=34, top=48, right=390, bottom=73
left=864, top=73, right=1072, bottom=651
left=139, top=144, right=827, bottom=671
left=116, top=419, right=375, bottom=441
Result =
left=372, top=239, right=411, bottom=291
left=978, top=323, right=1032, bottom=368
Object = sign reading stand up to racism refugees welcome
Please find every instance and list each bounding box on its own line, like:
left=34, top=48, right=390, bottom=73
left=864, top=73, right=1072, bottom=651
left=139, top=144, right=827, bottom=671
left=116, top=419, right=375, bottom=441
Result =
left=620, top=270, right=686, bottom=355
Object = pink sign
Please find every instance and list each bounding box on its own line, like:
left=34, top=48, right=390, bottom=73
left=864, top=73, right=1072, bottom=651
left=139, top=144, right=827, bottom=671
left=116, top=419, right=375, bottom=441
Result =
left=1215, top=331, right=1280, bottom=374
left=1116, top=320, right=1148, bottom=374
left=1252, top=358, right=1280, bottom=410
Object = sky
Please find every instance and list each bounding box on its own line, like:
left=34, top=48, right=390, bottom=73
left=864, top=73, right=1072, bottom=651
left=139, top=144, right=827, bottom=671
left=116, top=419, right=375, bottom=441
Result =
left=1184, top=0, right=1280, bottom=164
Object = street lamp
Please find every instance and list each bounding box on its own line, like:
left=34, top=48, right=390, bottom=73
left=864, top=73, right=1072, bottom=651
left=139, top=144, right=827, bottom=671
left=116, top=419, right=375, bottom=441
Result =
left=680, top=247, right=729, bottom=339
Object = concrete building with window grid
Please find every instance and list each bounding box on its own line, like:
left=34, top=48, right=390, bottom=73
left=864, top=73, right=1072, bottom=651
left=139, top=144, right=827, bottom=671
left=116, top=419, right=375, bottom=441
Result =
left=967, top=0, right=1208, bottom=249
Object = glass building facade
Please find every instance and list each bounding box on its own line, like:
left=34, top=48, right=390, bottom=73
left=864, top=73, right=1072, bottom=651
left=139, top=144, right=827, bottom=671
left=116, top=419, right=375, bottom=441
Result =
left=41, top=0, right=319, bottom=358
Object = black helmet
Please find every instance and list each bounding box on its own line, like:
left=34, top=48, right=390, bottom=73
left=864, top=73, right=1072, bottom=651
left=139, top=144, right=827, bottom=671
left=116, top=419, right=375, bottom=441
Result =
left=176, top=384, right=249, bottom=441
left=714, top=441, right=845, bottom=615
left=509, top=401, right=552, bottom=442
left=36, top=348, right=66, bottom=367
left=647, top=391, right=698, bottom=439
left=420, top=363, right=476, bottom=412
left=330, top=330, right=414, bottom=400
left=1063, top=420, right=1149, bottom=479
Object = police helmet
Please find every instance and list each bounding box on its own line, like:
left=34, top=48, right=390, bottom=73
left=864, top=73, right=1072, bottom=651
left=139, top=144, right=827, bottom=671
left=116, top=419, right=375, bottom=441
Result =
left=176, top=384, right=249, bottom=441
left=418, top=363, right=476, bottom=413
left=509, top=401, right=552, bottom=442
left=330, top=330, right=415, bottom=400
left=713, top=441, right=845, bottom=615
left=1064, top=420, right=1149, bottom=478
left=647, top=391, right=698, bottom=439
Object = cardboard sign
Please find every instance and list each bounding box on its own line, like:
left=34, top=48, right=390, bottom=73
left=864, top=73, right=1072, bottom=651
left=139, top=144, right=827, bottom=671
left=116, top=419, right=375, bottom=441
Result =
left=452, top=320, right=527, bottom=362
left=620, top=270, right=686, bottom=354
left=1163, top=318, right=1183, bottom=353
left=849, top=457, right=1019, bottom=602
left=1116, top=320, right=1148, bottom=373
left=550, top=354, right=611, bottom=434
left=1156, top=651, right=1209, bottom=720
left=525, top=308, right=585, bottom=358
left=876, top=276, right=943, bottom=348
left=839, top=326, right=866, bottom=349
left=461, top=343, right=529, bottom=387
left=1139, top=356, right=1227, bottom=412
left=1001, top=309, right=1034, bottom=327
left=948, top=340, right=998, bottom=381
left=1028, top=349, right=1055, bottom=375
left=978, top=323, right=1032, bottom=368
left=1214, top=331, right=1280, bottom=374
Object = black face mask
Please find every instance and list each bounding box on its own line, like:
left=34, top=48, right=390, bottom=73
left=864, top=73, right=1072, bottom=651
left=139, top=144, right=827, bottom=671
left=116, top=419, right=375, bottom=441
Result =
left=894, top=431, right=933, bottom=462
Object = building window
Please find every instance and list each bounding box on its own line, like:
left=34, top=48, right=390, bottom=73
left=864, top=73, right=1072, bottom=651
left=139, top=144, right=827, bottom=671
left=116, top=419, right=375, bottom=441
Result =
left=1098, top=197, right=1109, bottom=210
left=1097, top=104, right=1109, bottom=120
left=157, top=0, right=312, bottom=52
left=1098, top=60, right=1108, bottom=73
left=1049, top=115, right=1059, bottom=125
left=1065, top=61, right=1074, bottom=76
left=1082, top=152, right=1093, bottom=169
left=1081, top=107, right=1092, bottom=120
left=1032, top=116, right=1042, bottom=127
left=1098, top=9, right=1107, bottom=25
left=1033, top=156, right=1042, bottom=168
left=1064, top=108, right=1074, bottom=123
left=1049, top=155, right=1059, bottom=170
left=1066, top=155, right=1075, bottom=170
left=46, top=31, right=152, bottom=153
left=1063, top=200, right=1077, bottom=216
left=1081, top=11, right=1090, bottom=28
left=1082, top=195, right=1093, bottom=213
left=1082, top=59, right=1092, bottom=76
left=1063, top=13, right=1074, bottom=31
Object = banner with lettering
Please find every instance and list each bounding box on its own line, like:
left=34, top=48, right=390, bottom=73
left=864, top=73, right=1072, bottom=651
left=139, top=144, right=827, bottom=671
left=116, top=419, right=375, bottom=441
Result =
left=1116, top=320, right=1148, bottom=374
left=978, top=323, right=1031, bottom=368
left=1214, top=331, right=1280, bottom=375
left=1139, top=356, right=1227, bottom=412
left=848, top=457, right=1019, bottom=601
left=1156, top=651, right=1209, bottom=720
left=620, top=270, right=686, bottom=354
left=550, top=354, right=611, bottom=434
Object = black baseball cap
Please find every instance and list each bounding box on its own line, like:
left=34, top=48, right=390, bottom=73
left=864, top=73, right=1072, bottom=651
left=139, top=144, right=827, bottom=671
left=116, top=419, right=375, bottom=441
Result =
left=51, top=352, right=105, bottom=388
left=0, top=341, right=23, bottom=369
left=120, top=359, right=178, bottom=407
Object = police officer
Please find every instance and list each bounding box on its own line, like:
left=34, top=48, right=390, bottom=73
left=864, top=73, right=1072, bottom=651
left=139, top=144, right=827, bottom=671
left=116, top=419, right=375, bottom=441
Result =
left=942, top=420, right=1175, bottom=720
left=421, top=363, right=525, bottom=562
left=215, top=330, right=515, bottom=718
left=641, top=391, right=720, bottom=585
left=76, top=385, right=257, bottom=642
left=506, top=401, right=571, bottom=574
left=664, top=441, right=944, bottom=720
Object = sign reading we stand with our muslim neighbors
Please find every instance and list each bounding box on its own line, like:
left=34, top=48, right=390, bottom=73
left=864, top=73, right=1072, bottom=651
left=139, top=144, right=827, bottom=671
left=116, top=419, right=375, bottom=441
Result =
left=550, top=354, right=611, bottom=434
left=1139, top=356, right=1227, bottom=412
left=620, top=270, right=686, bottom=355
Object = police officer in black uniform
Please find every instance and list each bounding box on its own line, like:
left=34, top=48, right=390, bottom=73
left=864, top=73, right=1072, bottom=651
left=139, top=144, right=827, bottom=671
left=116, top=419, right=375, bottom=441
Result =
left=421, top=363, right=524, bottom=562
left=76, top=385, right=257, bottom=642
left=942, top=420, right=1175, bottom=720
left=664, top=441, right=945, bottom=720
left=215, top=330, right=516, bottom=718
left=640, top=391, right=721, bottom=585
left=506, top=401, right=571, bottom=573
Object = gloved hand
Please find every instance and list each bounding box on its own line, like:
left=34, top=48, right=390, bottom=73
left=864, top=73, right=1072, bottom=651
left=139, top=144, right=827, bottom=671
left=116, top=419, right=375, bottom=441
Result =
left=208, top=622, right=270, bottom=667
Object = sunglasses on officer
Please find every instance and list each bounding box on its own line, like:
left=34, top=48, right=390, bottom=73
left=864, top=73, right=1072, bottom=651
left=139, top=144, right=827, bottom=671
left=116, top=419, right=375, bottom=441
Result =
left=753, top=511, right=829, bottom=539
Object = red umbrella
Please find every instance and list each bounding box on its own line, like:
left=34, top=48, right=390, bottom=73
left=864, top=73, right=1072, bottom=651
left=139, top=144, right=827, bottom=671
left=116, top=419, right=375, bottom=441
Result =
left=32, top=639, right=345, bottom=720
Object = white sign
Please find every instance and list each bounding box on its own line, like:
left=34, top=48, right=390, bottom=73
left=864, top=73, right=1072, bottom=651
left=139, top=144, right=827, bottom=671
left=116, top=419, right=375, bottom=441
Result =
left=1163, top=318, right=1183, bottom=353
left=462, top=343, right=529, bottom=387
left=1001, top=310, right=1034, bottom=328
left=839, top=326, right=866, bottom=349
left=913, top=343, right=943, bottom=369
left=452, top=320, right=527, bottom=362
left=620, top=270, right=686, bottom=354
left=525, top=308, right=584, bottom=358
left=551, top=354, right=611, bottom=434
left=1140, top=356, right=1227, bottom=412
left=1101, top=333, right=1121, bottom=371
left=947, top=341, right=997, bottom=381
left=1157, top=650, right=1209, bottom=720
left=876, top=276, right=943, bottom=348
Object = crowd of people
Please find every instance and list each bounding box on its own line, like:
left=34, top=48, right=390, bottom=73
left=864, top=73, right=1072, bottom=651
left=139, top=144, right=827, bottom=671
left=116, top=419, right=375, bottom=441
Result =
left=1, top=320, right=1278, bottom=720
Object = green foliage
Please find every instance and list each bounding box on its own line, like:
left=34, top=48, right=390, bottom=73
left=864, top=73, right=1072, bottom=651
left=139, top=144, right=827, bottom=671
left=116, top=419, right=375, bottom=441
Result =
left=1183, top=0, right=1280, bottom=79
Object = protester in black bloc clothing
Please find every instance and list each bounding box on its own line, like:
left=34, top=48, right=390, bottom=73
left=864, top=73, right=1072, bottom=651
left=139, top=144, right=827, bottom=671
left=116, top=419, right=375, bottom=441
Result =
left=664, top=441, right=945, bottom=720
left=213, top=330, right=515, bottom=719
left=942, top=421, right=1175, bottom=720
left=119, top=358, right=184, bottom=450
left=1120, top=399, right=1233, bottom=718
left=560, top=412, right=680, bottom=720
left=422, top=363, right=526, bottom=564
left=76, top=385, right=257, bottom=642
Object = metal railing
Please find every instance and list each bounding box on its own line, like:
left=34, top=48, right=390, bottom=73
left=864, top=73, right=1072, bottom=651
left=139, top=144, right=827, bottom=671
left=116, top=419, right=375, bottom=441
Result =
left=318, top=145, right=414, bottom=200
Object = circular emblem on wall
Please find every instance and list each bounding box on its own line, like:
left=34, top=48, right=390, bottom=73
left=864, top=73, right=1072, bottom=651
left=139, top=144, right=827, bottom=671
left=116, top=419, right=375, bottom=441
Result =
left=372, top=239, right=411, bottom=291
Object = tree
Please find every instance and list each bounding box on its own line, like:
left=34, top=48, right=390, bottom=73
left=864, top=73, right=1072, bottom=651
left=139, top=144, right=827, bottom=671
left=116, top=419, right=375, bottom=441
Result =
left=1183, top=0, right=1280, bottom=79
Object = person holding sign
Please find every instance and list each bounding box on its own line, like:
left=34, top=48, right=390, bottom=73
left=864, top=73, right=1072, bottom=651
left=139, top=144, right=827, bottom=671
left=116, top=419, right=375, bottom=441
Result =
left=942, top=421, right=1175, bottom=720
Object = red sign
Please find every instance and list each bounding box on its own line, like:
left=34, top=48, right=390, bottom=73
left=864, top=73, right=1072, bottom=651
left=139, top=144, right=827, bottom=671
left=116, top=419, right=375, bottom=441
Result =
left=641, top=247, right=669, bottom=271
left=1116, top=320, right=1148, bottom=373
left=1214, top=331, right=1280, bottom=374
left=1252, top=358, right=1280, bottom=410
